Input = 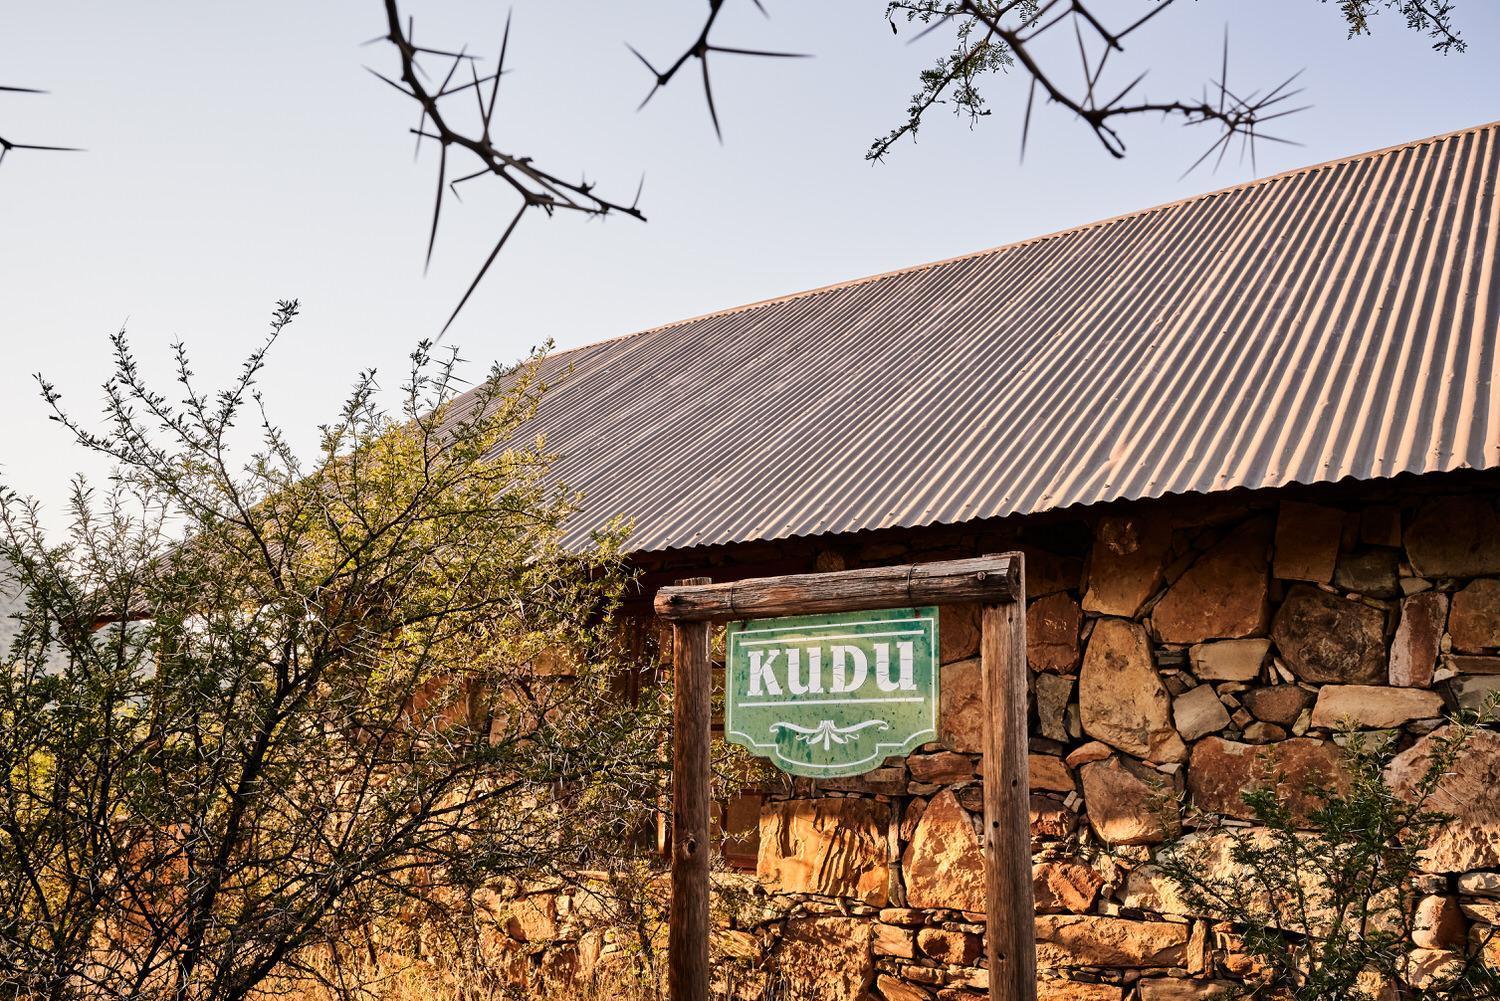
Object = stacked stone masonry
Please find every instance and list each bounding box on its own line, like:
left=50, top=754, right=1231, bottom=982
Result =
left=486, top=475, right=1500, bottom=999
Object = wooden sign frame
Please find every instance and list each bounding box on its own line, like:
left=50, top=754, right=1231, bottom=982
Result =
left=654, top=554, right=1035, bottom=1001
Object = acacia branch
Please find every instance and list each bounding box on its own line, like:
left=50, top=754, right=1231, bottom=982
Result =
left=875, top=0, right=1311, bottom=168
left=0, top=85, right=80, bottom=169
left=625, top=0, right=808, bottom=141
left=374, top=1, right=647, bottom=336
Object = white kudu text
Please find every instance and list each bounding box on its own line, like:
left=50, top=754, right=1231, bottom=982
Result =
left=746, top=641, right=916, bottom=698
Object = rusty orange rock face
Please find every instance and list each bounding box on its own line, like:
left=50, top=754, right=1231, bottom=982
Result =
left=757, top=798, right=892, bottom=905
left=1151, top=518, right=1271, bottom=645
left=901, top=789, right=984, bottom=912
left=1187, top=736, right=1348, bottom=824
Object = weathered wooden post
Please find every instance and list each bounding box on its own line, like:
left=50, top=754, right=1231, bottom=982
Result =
left=668, top=577, right=712, bottom=1001
left=656, top=556, right=1032, bottom=1001
left=982, top=559, right=1035, bottom=1001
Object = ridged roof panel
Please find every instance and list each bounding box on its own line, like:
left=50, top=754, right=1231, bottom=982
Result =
left=472, top=122, right=1500, bottom=553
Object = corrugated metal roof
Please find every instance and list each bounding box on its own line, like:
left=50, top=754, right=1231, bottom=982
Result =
left=471, top=122, right=1500, bottom=554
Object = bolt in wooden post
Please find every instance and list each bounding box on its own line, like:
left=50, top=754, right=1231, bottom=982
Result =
left=669, top=577, right=712, bottom=1001
left=981, top=564, right=1036, bottom=1001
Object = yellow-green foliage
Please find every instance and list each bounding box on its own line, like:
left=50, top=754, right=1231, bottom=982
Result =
left=0, top=304, right=664, bottom=1001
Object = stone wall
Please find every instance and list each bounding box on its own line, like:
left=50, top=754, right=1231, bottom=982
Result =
left=490, top=473, right=1500, bottom=999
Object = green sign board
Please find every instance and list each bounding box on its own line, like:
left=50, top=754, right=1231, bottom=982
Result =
left=724, top=606, right=940, bottom=778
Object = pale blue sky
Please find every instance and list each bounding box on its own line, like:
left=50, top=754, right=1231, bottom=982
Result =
left=2, top=1, right=1498, bottom=527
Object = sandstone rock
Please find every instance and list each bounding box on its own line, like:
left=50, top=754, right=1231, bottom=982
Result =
left=1404, top=948, right=1464, bottom=990
left=1127, top=829, right=1377, bottom=935
left=1242, top=685, right=1312, bottom=725
left=1412, top=894, right=1467, bottom=950
left=1065, top=741, right=1114, bottom=768
left=1082, top=514, right=1172, bottom=617
left=903, top=789, right=984, bottom=911
left=1080, top=755, right=1181, bottom=845
left=1025, top=546, right=1084, bottom=598
left=1464, top=901, right=1500, bottom=923
left=1030, top=591, right=1084, bottom=672
left=900, top=966, right=945, bottom=988
left=1242, top=721, right=1288, bottom=743
left=1031, top=796, right=1078, bottom=842
left=1037, top=982, right=1121, bottom=1001
left=910, top=751, right=975, bottom=785
left=1029, top=753, right=1075, bottom=793
left=1354, top=971, right=1399, bottom=1001
left=1119, top=862, right=1187, bottom=917
left=876, top=973, right=933, bottom=1001
left=1174, top=684, right=1230, bottom=741
left=900, top=798, right=924, bottom=846
left=1273, top=501, right=1344, bottom=583
left=1462, top=895, right=1500, bottom=920
left=940, top=658, right=982, bottom=753
left=1474, top=924, right=1500, bottom=972
left=1188, top=638, right=1270, bottom=682
left=819, top=765, right=908, bottom=796
left=1387, top=727, right=1500, bottom=872
left=1458, top=871, right=1500, bottom=897
left=942, top=603, right=981, bottom=663
left=1079, top=619, right=1187, bottom=763
left=1309, top=685, right=1443, bottom=730
left=1033, top=915, right=1189, bottom=968
left=1033, top=860, right=1104, bottom=913
left=1361, top=505, right=1403, bottom=548
left=1292, top=708, right=1312, bottom=735
left=1390, top=591, right=1448, bottom=687
left=1188, top=736, right=1347, bottom=824
left=1333, top=549, right=1400, bottom=598
left=538, top=944, right=578, bottom=986
left=775, top=917, right=874, bottom=999
left=758, top=798, right=891, bottom=905
left=879, top=907, right=928, bottom=925
left=1271, top=585, right=1387, bottom=684
left=1405, top=496, right=1500, bottom=578
left=505, top=894, right=557, bottom=943
left=1035, top=671, right=1075, bottom=742
left=917, top=927, right=981, bottom=965
left=715, top=928, right=763, bottom=963
left=1038, top=672, right=1074, bottom=744
left=1151, top=518, right=1271, bottom=644
left=1119, top=832, right=1271, bottom=920
left=1448, top=673, right=1500, bottom=712
left=1450, top=578, right=1500, bottom=653
left=944, top=970, right=989, bottom=993
left=873, top=923, right=917, bottom=959
left=1137, top=979, right=1232, bottom=1000
left=1447, top=654, right=1500, bottom=675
